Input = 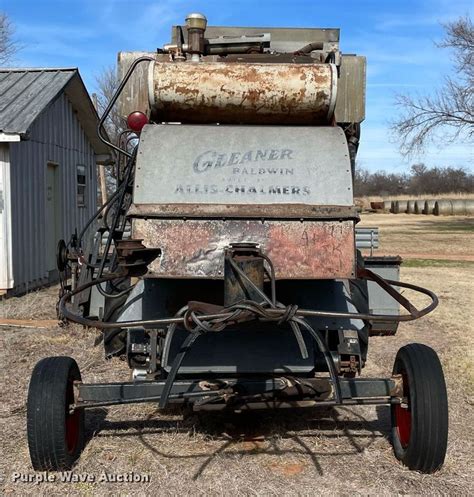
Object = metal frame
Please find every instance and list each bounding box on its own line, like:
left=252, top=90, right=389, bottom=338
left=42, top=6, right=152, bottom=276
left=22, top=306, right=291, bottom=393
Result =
left=60, top=249, right=436, bottom=412
left=73, top=376, right=402, bottom=411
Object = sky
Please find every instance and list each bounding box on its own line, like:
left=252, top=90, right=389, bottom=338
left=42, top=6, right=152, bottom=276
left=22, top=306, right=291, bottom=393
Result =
left=2, top=0, right=473, bottom=172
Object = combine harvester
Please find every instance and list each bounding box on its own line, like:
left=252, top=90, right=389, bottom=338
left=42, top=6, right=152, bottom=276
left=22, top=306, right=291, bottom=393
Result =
left=27, top=14, right=448, bottom=473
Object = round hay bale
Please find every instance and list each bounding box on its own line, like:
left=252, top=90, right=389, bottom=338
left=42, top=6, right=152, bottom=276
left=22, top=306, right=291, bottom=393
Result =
left=370, top=201, right=384, bottom=210
left=451, top=199, right=466, bottom=215
left=423, top=199, right=436, bottom=215
left=414, top=200, right=425, bottom=214
left=434, top=200, right=453, bottom=216
left=465, top=200, right=474, bottom=215
left=383, top=200, right=392, bottom=211
left=394, top=200, right=408, bottom=214
left=451, top=199, right=474, bottom=215
left=407, top=200, right=417, bottom=214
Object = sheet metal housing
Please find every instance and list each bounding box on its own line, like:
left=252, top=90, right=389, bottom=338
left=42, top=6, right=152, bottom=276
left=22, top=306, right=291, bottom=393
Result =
left=131, top=124, right=356, bottom=280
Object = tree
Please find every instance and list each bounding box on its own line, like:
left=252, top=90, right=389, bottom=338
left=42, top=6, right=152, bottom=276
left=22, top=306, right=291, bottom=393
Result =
left=353, top=164, right=473, bottom=197
left=392, top=16, right=474, bottom=157
left=93, top=65, right=125, bottom=146
left=0, top=12, right=19, bottom=65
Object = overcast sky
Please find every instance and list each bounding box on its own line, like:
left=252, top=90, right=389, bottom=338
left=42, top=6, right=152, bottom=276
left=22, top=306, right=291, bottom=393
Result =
left=3, top=0, right=473, bottom=172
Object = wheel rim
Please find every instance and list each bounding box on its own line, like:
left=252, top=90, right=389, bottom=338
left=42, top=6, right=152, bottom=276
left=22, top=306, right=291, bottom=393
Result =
left=395, top=372, right=412, bottom=448
left=395, top=404, right=412, bottom=448
left=65, top=378, right=80, bottom=454
left=66, top=411, right=80, bottom=453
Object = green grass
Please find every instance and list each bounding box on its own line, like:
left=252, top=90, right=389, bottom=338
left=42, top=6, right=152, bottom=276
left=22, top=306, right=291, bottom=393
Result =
left=403, top=258, right=474, bottom=268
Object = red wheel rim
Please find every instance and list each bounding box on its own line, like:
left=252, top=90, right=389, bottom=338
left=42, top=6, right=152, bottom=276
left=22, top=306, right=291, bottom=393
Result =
left=395, top=372, right=411, bottom=448
left=66, top=410, right=80, bottom=453
left=66, top=378, right=80, bottom=453
left=395, top=403, right=412, bottom=448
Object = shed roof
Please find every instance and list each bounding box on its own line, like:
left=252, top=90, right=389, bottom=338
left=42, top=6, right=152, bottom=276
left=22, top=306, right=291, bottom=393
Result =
left=0, top=68, right=110, bottom=155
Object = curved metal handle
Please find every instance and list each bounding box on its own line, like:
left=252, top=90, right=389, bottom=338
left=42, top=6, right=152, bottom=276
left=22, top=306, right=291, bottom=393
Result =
left=97, top=56, right=155, bottom=158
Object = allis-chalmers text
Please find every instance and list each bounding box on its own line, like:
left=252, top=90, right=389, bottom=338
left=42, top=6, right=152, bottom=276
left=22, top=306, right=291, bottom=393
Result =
left=174, top=185, right=311, bottom=195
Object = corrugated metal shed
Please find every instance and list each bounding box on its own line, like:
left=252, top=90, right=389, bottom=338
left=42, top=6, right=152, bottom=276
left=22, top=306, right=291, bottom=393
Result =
left=0, top=68, right=109, bottom=294
left=0, top=68, right=109, bottom=154
left=0, top=69, right=75, bottom=134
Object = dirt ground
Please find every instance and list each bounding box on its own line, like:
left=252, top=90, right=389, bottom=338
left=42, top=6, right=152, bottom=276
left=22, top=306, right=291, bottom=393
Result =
left=0, top=214, right=473, bottom=496
left=359, top=213, right=474, bottom=261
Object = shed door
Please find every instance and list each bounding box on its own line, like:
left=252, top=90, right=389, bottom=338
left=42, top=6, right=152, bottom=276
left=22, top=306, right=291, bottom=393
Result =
left=46, top=162, right=60, bottom=273
left=0, top=144, right=13, bottom=291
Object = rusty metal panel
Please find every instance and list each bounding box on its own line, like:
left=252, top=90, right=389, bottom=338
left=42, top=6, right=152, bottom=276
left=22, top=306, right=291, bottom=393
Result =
left=117, top=52, right=155, bottom=118
left=150, top=61, right=337, bottom=124
left=334, top=55, right=366, bottom=123
left=133, top=219, right=356, bottom=279
left=128, top=203, right=358, bottom=220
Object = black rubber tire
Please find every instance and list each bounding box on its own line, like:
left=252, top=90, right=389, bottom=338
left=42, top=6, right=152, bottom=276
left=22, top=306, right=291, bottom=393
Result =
left=391, top=343, right=448, bottom=473
left=27, top=356, right=85, bottom=470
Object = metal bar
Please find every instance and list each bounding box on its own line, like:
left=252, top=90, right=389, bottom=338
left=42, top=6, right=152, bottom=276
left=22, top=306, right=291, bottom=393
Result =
left=339, top=377, right=396, bottom=398
left=75, top=377, right=397, bottom=409
left=77, top=378, right=287, bottom=403
left=198, top=398, right=400, bottom=411
left=97, top=56, right=154, bottom=158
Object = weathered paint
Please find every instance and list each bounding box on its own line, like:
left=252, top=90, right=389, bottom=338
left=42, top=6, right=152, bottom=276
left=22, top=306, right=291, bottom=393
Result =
left=132, top=125, right=354, bottom=208
left=150, top=61, right=337, bottom=124
left=128, top=203, right=358, bottom=220
left=132, top=218, right=356, bottom=279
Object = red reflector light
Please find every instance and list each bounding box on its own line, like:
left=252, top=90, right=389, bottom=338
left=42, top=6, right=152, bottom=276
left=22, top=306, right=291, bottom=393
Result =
left=127, top=111, right=149, bottom=133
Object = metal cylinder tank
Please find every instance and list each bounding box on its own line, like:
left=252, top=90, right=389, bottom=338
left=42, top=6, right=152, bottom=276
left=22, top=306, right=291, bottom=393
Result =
left=148, top=61, right=337, bottom=124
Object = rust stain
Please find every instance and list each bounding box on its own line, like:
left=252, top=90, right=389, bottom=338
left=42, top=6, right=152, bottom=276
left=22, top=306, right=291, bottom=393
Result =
left=133, top=219, right=355, bottom=279
left=153, top=62, right=335, bottom=124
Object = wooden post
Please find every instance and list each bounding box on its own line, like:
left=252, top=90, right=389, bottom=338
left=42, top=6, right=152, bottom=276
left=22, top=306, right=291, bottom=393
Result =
left=99, top=165, right=108, bottom=205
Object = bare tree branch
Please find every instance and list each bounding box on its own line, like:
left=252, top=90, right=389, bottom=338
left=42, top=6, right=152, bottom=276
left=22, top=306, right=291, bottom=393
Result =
left=438, top=15, right=474, bottom=79
left=0, top=12, right=19, bottom=65
left=93, top=65, right=125, bottom=144
left=392, top=15, right=474, bottom=157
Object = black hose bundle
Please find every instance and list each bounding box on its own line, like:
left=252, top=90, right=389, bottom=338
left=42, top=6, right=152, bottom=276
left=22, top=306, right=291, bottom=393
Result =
left=158, top=254, right=342, bottom=408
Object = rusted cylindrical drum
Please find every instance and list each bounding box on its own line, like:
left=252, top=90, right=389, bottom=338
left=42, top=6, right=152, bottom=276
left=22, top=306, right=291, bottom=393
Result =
left=149, top=61, right=337, bottom=124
